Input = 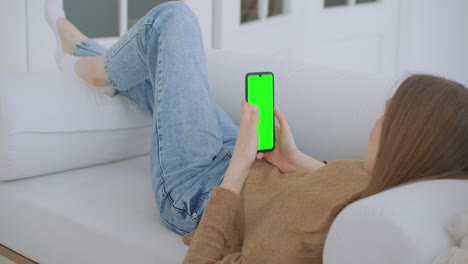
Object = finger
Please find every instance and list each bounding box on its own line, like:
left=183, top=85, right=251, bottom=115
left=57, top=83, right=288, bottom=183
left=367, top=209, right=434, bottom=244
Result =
left=244, top=101, right=256, bottom=116
left=275, top=122, right=280, bottom=130
left=240, top=100, right=250, bottom=125
left=274, top=106, right=290, bottom=130
left=257, top=153, right=263, bottom=159
left=250, top=105, right=259, bottom=130
left=241, top=100, right=248, bottom=114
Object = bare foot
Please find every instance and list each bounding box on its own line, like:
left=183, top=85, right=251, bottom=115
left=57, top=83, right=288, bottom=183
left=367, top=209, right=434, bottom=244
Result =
left=75, top=55, right=111, bottom=87
left=57, top=18, right=88, bottom=55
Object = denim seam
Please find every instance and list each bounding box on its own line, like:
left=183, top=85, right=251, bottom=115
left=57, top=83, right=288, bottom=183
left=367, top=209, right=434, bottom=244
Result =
left=74, top=45, right=101, bottom=56
left=194, top=192, right=210, bottom=219
left=104, top=54, right=119, bottom=90
left=105, top=26, right=141, bottom=90
left=105, top=24, right=151, bottom=90
left=106, top=27, right=143, bottom=60
left=194, top=149, right=230, bottom=219
left=153, top=25, right=165, bottom=182
left=225, top=145, right=233, bottom=158
left=159, top=213, right=191, bottom=234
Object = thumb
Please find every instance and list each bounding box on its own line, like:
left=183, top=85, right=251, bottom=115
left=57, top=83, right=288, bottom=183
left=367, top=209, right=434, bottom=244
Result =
left=250, top=104, right=259, bottom=126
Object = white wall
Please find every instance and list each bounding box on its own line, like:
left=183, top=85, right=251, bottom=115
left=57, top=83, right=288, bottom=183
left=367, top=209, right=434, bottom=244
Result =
left=1, top=0, right=467, bottom=85
left=184, top=0, right=212, bottom=49
left=27, top=0, right=59, bottom=72
left=398, top=0, right=468, bottom=85
left=212, top=0, right=302, bottom=61
left=0, top=0, right=27, bottom=73
left=301, top=1, right=401, bottom=75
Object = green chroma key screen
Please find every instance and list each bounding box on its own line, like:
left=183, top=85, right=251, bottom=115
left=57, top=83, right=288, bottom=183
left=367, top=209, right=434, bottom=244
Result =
left=245, top=72, right=275, bottom=152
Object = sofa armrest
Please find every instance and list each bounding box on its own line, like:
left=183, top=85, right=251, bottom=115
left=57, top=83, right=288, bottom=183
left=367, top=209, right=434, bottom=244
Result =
left=323, top=180, right=468, bottom=264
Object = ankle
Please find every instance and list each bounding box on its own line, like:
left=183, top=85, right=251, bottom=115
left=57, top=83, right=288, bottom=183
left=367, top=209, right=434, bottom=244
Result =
left=75, top=56, right=111, bottom=87
left=45, top=0, right=65, bottom=31
left=57, top=18, right=72, bottom=54
left=57, top=18, right=88, bottom=55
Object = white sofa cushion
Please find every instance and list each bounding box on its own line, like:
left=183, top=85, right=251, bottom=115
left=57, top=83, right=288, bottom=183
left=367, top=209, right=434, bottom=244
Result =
left=432, top=213, right=468, bottom=264
left=0, top=155, right=187, bottom=264
left=0, top=72, right=152, bottom=181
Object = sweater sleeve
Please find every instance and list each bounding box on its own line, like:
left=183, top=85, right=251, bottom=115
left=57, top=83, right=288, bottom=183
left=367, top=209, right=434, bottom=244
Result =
left=183, top=187, right=247, bottom=264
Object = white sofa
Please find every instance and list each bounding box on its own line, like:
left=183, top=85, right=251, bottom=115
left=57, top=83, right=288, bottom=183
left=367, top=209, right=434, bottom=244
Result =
left=0, top=49, right=467, bottom=264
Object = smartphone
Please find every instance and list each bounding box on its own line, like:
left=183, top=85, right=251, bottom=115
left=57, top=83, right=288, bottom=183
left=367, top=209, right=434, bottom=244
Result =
left=245, top=72, right=275, bottom=152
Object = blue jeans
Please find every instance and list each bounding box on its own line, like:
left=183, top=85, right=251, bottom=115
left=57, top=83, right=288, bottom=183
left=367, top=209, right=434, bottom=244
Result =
left=73, top=2, right=238, bottom=235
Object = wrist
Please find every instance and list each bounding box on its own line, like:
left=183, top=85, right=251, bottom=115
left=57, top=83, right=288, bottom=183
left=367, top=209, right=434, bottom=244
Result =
left=290, top=149, right=305, bottom=171
left=291, top=149, right=325, bottom=172
left=220, top=159, right=250, bottom=195
left=229, top=153, right=253, bottom=172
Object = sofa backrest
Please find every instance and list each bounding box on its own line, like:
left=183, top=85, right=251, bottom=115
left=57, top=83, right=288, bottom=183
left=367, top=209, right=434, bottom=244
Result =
left=206, top=49, right=397, bottom=161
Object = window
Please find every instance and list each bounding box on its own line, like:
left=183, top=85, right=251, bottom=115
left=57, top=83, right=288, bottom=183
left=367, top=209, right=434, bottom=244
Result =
left=324, top=0, right=347, bottom=8
left=324, top=0, right=379, bottom=8
left=64, top=0, right=119, bottom=38
left=241, top=0, right=285, bottom=24
left=241, top=0, right=259, bottom=23
left=64, top=0, right=170, bottom=38
left=128, top=0, right=162, bottom=29
left=356, top=0, right=379, bottom=4
left=268, top=0, right=284, bottom=17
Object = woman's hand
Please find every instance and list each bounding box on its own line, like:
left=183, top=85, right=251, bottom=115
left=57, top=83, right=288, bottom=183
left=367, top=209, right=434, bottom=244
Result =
left=257, top=106, right=326, bottom=173
left=230, top=100, right=260, bottom=169
left=220, top=100, right=259, bottom=194
left=256, top=106, right=302, bottom=173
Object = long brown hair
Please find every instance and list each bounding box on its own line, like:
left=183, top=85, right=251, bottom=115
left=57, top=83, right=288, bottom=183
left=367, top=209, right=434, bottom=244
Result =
left=333, top=74, right=468, bottom=221
left=292, top=74, right=468, bottom=263
left=363, top=74, right=468, bottom=198
left=326, top=74, right=468, bottom=234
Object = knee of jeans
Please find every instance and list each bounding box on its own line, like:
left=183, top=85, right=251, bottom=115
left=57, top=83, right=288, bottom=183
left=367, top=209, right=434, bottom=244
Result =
left=153, top=1, right=198, bottom=30
left=158, top=1, right=192, bottom=15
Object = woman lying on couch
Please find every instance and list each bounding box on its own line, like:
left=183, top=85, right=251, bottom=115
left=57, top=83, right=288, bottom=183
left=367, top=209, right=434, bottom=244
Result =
left=45, top=1, right=468, bottom=263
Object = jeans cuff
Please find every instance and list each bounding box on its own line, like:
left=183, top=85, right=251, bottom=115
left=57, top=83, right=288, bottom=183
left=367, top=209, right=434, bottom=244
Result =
left=104, top=53, right=121, bottom=91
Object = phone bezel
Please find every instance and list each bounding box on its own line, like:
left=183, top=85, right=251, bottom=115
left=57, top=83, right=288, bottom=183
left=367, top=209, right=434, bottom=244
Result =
left=245, top=71, right=275, bottom=153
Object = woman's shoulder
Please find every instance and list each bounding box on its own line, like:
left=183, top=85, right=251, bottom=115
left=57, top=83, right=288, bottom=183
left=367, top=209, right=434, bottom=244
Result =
left=326, top=159, right=365, bottom=170
left=294, top=159, right=370, bottom=197
left=315, top=159, right=369, bottom=179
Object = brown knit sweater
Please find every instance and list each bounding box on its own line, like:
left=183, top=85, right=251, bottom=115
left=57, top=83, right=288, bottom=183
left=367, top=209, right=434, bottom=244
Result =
left=182, top=159, right=370, bottom=263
